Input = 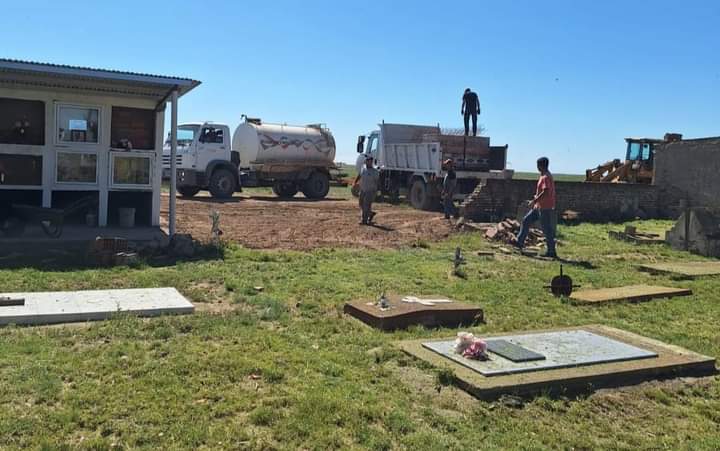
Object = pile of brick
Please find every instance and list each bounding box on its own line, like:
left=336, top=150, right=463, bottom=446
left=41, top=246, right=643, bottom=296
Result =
left=483, top=219, right=545, bottom=246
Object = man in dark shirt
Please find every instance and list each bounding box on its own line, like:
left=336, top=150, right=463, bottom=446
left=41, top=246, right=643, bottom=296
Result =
left=442, top=159, right=458, bottom=219
left=461, top=88, right=481, bottom=136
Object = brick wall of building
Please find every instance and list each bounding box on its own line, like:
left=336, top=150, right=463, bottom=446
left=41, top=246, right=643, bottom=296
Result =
left=654, top=138, right=720, bottom=216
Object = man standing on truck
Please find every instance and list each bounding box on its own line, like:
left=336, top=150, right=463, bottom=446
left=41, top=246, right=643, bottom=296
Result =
left=516, top=157, right=557, bottom=258
left=354, top=156, right=380, bottom=225
left=442, top=159, right=458, bottom=219
left=461, top=88, right=481, bottom=136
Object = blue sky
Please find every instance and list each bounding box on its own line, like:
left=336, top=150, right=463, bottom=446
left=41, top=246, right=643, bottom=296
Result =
left=2, top=0, right=718, bottom=172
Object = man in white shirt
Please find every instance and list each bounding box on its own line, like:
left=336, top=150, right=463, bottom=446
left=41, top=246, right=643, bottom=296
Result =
left=354, top=156, right=380, bottom=225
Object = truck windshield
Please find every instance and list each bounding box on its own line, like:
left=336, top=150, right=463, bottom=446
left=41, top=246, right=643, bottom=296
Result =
left=165, top=126, right=199, bottom=147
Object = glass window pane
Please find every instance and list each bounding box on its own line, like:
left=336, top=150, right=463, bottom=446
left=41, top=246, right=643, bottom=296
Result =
left=57, top=152, right=97, bottom=183
left=58, top=106, right=99, bottom=143
left=111, top=107, right=156, bottom=150
left=113, top=156, right=151, bottom=186
left=627, top=143, right=641, bottom=160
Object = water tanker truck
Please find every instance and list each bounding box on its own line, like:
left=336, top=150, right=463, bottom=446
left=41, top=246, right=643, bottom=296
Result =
left=163, top=117, right=336, bottom=199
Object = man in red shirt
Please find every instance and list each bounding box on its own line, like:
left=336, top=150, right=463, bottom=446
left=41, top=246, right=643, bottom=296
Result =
left=517, top=157, right=557, bottom=258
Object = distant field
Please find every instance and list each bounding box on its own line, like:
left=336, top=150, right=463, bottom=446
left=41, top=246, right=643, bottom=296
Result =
left=513, top=171, right=585, bottom=182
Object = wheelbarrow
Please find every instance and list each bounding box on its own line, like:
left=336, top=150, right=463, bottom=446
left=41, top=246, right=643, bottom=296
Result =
left=7, top=196, right=98, bottom=238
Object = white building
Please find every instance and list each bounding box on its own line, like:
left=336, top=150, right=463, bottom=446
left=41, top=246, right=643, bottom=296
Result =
left=0, top=59, right=199, bottom=231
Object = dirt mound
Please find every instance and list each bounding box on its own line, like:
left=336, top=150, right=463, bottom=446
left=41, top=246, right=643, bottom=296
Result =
left=161, top=194, right=453, bottom=251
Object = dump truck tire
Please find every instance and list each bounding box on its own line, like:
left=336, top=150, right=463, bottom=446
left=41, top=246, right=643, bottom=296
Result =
left=272, top=182, right=299, bottom=198
left=177, top=186, right=201, bottom=198
left=409, top=179, right=433, bottom=210
left=208, top=168, right=236, bottom=199
left=302, top=172, right=330, bottom=199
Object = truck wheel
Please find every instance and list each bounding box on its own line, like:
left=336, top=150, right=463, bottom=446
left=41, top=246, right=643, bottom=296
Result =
left=272, top=182, right=299, bottom=198
left=208, top=168, right=237, bottom=199
left=177, top=186, right=201, bottom=198
left=409, top=179, right=433, bottom=210
left=302, top=172, right=330, bottom=199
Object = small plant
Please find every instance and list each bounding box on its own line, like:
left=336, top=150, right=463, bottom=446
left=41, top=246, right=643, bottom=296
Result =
left=209, top=210, right=222, bottom=243
left=453, top=246, right=466, bottom=278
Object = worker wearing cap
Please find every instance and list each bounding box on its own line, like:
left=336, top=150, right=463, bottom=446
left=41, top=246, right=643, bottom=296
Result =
left=517, top=157, right=557, bottom=258
left=442, top=159, right=458, bottom=219
left=354, top=156, right=380, bottom=225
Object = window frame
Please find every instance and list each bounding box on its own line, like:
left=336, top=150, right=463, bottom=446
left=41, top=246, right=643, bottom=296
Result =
left=109, top=151, right=154, bottom=189
left=55, top=150, right=99, bottom=185
left=54, top=102, right=102, bottom=147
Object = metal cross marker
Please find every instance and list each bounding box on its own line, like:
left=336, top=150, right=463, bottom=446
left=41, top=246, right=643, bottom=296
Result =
left=401, top=296, right=454, bottom=306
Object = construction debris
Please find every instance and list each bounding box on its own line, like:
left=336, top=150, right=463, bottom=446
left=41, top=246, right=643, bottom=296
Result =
left=483, top=219, right=545, bottom=246
left=609, top=226, right=664, bottom=245
left=665, top=208, right=720, bottom=257
left=86, top=237, right=138, bottom=267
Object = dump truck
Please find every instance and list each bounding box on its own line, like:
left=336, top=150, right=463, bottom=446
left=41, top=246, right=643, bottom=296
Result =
left=585, top=133, right=683, bottom=184
left=163, top=118, right=337, bottom=199
left=355, top=123, right=512, bottom=210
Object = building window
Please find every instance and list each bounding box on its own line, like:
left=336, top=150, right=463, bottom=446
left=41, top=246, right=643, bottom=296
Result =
left=0, top=98, right=45, bottom=146
left=111, top=154, right=152, bottom=188
left=111, top=107, right=156, bottom=150
left=57, top=105, right=100, bottom=144
left=0, top=154, right=42, bottom=186
left=56, top=152, right=97, bottom=184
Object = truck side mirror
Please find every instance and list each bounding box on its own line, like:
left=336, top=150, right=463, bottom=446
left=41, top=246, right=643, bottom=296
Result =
left=357, top=136, right=366, bottom=153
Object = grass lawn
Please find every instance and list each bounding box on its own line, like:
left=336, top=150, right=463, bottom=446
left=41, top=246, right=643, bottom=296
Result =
left=1, top=220, right=719, bottom=450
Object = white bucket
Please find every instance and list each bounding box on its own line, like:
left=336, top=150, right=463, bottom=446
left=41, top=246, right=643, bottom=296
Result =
left=118, top=208, right=136, bottom=228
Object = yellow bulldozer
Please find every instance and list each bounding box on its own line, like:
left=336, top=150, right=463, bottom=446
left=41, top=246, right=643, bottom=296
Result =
left=585, top=133, right=682, bottom=184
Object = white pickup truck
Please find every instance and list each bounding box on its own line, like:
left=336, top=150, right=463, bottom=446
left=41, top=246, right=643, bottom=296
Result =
left=163, top=118, right=337, bottom=199
left=355, top=123, right=513, bottom=210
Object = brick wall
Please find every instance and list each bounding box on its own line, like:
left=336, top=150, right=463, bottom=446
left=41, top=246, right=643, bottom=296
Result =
left=461, top=178, right=660, bottom=222
left=654, top=139, right=720, bottom=215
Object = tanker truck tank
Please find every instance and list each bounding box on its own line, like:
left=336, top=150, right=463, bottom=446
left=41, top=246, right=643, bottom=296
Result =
left=232, top=120, right=336, bottom=169
left=233, top=118, right=337, bottom=199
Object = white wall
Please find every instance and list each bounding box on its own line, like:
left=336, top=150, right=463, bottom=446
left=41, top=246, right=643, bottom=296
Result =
left=0, top=86, right=163, bottom=227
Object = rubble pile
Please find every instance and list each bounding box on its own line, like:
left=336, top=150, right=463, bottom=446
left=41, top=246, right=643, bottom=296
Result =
left=483, top=219, right=545, bottom=246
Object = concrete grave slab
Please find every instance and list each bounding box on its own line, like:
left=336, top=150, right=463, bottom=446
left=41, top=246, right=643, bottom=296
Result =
left=398, top=325, right=716, bottom=400
left=570, top=285, right=692, bottom=305
left=639, top=261, right=720, bottom=278
left=344, top=294, right=483, bottom=331
left=422, top=330, right=658, bottom=376
left=0, top=288, right=194, bottom=326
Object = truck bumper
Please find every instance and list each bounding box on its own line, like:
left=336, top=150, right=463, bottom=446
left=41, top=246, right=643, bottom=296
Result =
left=177, top=169, right=207, bottom=187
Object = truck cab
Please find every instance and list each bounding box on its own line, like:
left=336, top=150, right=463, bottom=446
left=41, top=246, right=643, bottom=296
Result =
left=355, top=131, right=380, bottom=174
left=163, top=122, right=240, bottom=198
left=356, top=123, right=511, bottom=210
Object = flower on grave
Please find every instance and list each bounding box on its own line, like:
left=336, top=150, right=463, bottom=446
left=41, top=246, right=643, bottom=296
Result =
left=453, top=332, right=475, bottom=354
left=462, top=340, right=489, bottom=360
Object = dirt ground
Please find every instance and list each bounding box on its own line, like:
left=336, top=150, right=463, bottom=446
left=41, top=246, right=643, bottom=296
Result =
left=160, top=193, right=454, bottom=251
